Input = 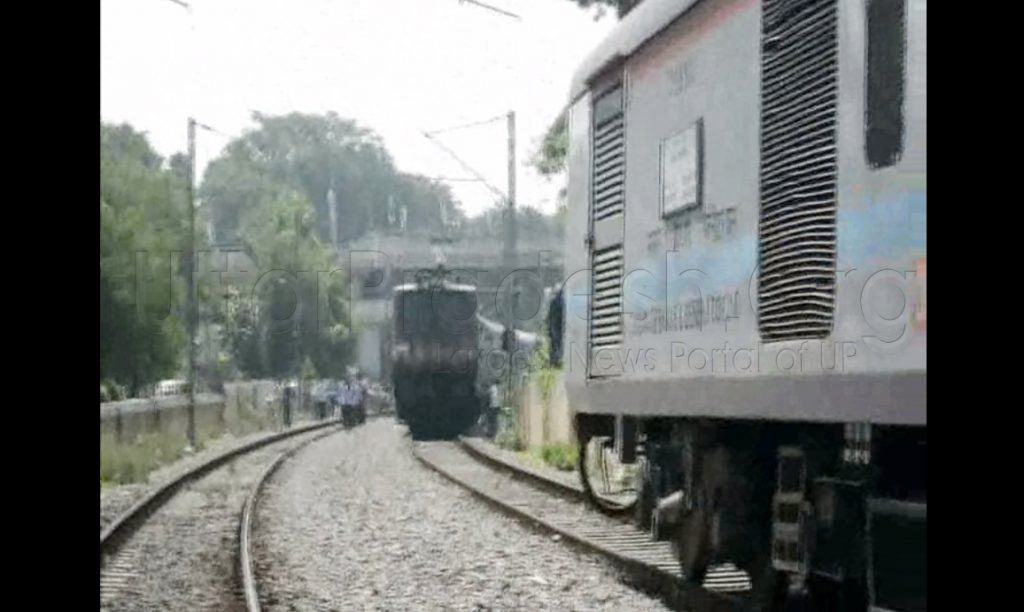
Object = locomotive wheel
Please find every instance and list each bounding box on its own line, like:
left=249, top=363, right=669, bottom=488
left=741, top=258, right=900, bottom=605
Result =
left=751, top=563, right=790, bottom=612
left=677, top=441, right=785, bottom=606
left=404, top=411, right=432, bottom=440
left=401, top=375, right=480, bottom=440
left=576, top=429, right=638, bottom=516
left=676, top=506, right=714, bottom=584
left=404, top=406, right=466, bottom=440
left=673, top=445, right=729, bottom=586
left=636, top=459, right=658, bottom=532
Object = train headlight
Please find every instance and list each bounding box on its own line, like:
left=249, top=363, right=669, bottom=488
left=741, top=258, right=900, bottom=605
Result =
left=393, top=342, right=411, bottom=358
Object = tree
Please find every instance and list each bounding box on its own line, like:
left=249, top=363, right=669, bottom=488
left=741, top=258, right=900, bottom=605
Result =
left=100, top=122, right=188, bottom=395
left=201, top=112, right=463, bottom=247
left=219, top=186, right=354, bottom=382
left=531, top=109, right=568, bottom=179
left=534, top=0, right=639, bottom=195
left=528, top=109, right=570, bottom=219
left=168, top=153, right=190, bottom=184
left=563, top=0, right=642, bottom=19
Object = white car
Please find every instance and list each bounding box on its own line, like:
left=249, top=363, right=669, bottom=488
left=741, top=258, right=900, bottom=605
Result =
left=154, top=379, right=187, bottom=398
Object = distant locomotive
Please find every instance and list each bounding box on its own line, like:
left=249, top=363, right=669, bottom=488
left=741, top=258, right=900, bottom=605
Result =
left=390, top=270, right=482, bottom=439
left=562, top=0, right=925, bottom=610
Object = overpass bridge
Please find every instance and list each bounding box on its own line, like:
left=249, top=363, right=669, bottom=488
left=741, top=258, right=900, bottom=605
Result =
left=343, top=230, right=564, bottom=380
left=195, top=232, right=564, bottom=382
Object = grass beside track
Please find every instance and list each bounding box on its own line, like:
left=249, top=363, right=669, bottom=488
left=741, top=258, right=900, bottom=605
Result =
left=509, top=442, right=578, bottom=473
left=100, top=405, right=277, bottom=486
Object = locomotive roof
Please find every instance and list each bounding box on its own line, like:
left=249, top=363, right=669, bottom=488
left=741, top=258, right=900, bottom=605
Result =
left=392, top=281, right=477, bottom=293
left=570, top=0, right=701, bottom=101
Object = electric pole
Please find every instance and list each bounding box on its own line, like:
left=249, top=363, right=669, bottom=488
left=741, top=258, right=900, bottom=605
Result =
left=419, top=111, right=518, bottom=411
left=327, top=176, right=338, bottom=249
left=506, top=111, right=517, bottom=266
left=186, top=117, right=197, bottom=451
left=504, top=110, right=517, bottom=412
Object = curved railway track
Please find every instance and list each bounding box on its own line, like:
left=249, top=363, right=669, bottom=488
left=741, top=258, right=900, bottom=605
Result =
left=238, top=427, right=329, bottom=612
left=239, top=413, right=390, bottom=611
left=414, top=436, right=755, bottom=612
left=100, top=421, right=341, bottom=610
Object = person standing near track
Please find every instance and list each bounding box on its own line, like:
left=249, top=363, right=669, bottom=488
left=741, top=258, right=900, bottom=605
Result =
left=486, top=382, right=500, bottom=438
left=352, top=378, right=365, bottom=424
left=345, top=379, right=355, bottom=425
left=339, top=380, right=352, bottom=423
left=342, top=377, right=359, bottom=426
left=335, top=380, right=348, bottom=422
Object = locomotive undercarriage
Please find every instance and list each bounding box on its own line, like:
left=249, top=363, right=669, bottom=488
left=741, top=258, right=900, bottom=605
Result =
left=575, top=414, right=926, bottom=611
left=394, top=371, right=480, bottom=440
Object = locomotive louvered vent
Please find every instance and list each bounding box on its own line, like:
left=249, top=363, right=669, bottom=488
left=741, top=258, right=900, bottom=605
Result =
left=592, top=87, right=625, bottom=221
left=758, top=0, right=838, bottom=341
left=590, top=245, right=625, bottom=354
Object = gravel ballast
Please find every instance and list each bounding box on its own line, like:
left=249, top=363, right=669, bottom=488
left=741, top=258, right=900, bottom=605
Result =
left=253, top=418, right=671, bottom=611
left=100, top=427, right=334, bottom=612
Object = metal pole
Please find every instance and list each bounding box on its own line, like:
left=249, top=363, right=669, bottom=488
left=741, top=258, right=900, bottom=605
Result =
left=186, top=117, right=197, bottom=450
left=507, top=111, right=517, bottom=262
left=287, top=211, right=301, bottom=429
left=327, top=177, right=338, bottom=249
left=504, top=111, right=516, bottom=414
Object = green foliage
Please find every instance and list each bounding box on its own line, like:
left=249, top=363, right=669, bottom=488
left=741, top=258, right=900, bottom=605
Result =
left=200, top=112, right=464, bottom=246
left=516, top=443, right=577, bottom=473
left=530, top=112, right=569, bottom=212
left=100, top=122, right=189, bottom=394
left=530, top=110, right=568, bottom=178
left=98, top=403, right=274, bottom=486
left=495, top=426, right=523, bottom=452
left=530, top=337, right=559, bottom=403
left=214, top=163, right=354, bottom=381
left=101, top=379, right=128, bottom=402
left=201, top=112, right=489, bottom=382
left=539, top=442, right=578, bottom=472
left=100, top=430, right=187, bottom=485
left=535, top=0, right=640, bottom=197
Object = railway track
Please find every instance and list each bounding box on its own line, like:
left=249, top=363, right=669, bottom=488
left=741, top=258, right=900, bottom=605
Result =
left=238, top=425, right=332, bottom=612
left=414, top=437, right=755, bottom=612
left=99, top=420, right=341, bottom=611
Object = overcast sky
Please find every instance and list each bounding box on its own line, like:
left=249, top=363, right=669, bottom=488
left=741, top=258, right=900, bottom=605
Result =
left=100, top=0, right=615, bottom=217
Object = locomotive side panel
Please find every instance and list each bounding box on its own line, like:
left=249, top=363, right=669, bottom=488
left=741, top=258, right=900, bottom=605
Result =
left=565, top=0, right=763, bottom=393
left=565, top=0, right=926, bottom=426
left=562, top=3, right=926, bottom=605
left=617, top=0, right=761, bottom=380
left=833, top=0, right=926, bottom=376
left=564, top=92, right=593, bottom=387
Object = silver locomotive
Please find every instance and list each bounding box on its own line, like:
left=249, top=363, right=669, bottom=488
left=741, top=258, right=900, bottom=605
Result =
left=561, top=0, right=925, bottom=609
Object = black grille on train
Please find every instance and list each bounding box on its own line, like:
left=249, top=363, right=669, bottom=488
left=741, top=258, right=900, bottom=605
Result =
left=758, top=0, right=839, bottom=341
left=588, top=85, right=625, bottom=377
left=592, top=86, right=625, bottom=221
left=590, top=244, right=625, bottom=355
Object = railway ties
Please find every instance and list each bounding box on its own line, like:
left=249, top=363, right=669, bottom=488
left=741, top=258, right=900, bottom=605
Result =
left=459, top=436, right=753, bottom=593
left=100, top=547, right=144, bottom=606
left=413, top=439, right=750, bottom=611
left=100, top=421, right=341, bottom=612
